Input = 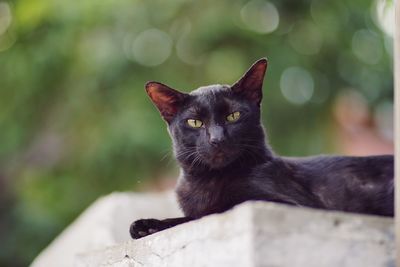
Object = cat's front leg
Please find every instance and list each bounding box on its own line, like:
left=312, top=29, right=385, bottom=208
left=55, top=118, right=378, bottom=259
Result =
left=130, top=217, right=193, bottom=239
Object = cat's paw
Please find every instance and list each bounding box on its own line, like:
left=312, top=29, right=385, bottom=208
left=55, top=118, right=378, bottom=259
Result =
left=130, top=218, right=164, bottom=239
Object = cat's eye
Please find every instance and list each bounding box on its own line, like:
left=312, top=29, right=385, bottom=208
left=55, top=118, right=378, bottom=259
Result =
left=187, top=119, right=203, bottom=128
left=226, top=111, right=241, bottom=122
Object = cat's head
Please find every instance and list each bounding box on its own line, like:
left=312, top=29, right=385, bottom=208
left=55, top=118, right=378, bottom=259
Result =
left=145, top=58, right=268, bottom=170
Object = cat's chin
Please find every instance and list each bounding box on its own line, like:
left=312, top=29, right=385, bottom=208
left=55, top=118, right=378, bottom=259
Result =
left=179, top=157, right=234, bottom=170
left=207, top=161, right=231, bottom=170
left=176, top=147, right=240, bottom=170
left=204, top=154, right=238, bottom=170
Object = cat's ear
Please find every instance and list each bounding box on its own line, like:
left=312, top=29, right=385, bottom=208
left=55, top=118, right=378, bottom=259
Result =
left=231, top=58, right=268, bottom=106
left=145, top=82, right=187, bottom=123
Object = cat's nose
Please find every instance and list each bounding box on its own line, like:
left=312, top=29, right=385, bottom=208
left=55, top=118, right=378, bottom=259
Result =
left=210, top=137, right=223, bottom=147
left=208, top=126, right=225, bottom=147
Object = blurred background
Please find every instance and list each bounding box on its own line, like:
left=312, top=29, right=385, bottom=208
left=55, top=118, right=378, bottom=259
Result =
left=0, top=0, right=394, bottom=266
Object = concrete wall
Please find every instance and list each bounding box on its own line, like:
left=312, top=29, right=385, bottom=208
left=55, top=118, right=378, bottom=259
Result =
left=30, top=192, right=181, bottom=267
left=30, top=192, right=395, bottom=267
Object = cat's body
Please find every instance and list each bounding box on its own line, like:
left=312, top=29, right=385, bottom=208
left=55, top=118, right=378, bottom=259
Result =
left=130, top=59, right=394, bottom=239
left=177, top=155, right=394, bottom=219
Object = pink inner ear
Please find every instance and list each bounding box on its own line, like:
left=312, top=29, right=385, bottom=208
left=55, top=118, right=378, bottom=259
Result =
left=149, top=90, right=176, bottom=115
left=146, top=82, right=184, bottom=122
left=232, top=58, right=268, bottom=105
left=243, top=67, right=265, bottom=89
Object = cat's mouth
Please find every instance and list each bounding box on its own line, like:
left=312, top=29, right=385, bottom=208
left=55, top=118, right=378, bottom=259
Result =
left=203, top=148, right=239, bottom=169
left=213, top=152, right=225, bottom=163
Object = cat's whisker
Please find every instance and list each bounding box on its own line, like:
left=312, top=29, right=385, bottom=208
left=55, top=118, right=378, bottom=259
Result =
left=177, top=149, right=203, bottom=169
left=188, top=154, right=198, bottom=170
left=160, top=151, right=172, bottom=162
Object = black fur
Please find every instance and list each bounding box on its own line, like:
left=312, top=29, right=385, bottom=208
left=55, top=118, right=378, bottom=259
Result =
left=130, top=58, right=394, bottom=239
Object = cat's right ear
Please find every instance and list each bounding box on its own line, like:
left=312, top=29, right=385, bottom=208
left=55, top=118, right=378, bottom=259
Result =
left=145, top=82, right=187, bottom=123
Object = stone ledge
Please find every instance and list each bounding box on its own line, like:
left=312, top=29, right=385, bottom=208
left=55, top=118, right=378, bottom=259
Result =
left=76, top=201, right=395, bottom=267
left=30, top=192, right=181, bottom=267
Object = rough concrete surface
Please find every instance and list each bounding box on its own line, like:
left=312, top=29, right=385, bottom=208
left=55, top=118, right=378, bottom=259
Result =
left=30, top=191, right=181, bottom=267
left=75, top=200, right=395, bottom=267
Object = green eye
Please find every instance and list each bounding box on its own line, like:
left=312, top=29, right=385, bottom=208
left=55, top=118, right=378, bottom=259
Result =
left=187, top=119, right=203, bottom=128
left=226, top=111, right=240, bottom=122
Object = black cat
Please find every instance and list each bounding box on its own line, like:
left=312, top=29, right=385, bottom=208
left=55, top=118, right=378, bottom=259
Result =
left=130, top=58, right=394, bottom=239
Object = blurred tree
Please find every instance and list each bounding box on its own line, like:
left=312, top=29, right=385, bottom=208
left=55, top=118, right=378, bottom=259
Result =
left=0, top=0, right=393, bottom=266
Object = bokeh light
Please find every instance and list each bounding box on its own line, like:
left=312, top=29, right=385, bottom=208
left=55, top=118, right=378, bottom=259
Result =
left=132, top=29, right=173, bottom=67
left=280, top=67, right=314, bottom=105
left=352, top=29, right=383, bottom=65
left=372, top=0, right=394, bottom=37
left=0, top=2, right=12, bottom=36
left=175, top=21, right=204, bottom=65
left=240, top=0, right=279, bottom=34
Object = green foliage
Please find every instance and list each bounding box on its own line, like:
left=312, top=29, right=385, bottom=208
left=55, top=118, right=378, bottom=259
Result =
left=0, top=0, right=393, bottom=266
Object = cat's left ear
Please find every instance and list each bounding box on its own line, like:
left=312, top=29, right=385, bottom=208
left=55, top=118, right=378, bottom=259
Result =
left=231, top=58, right=268, bottom=106
left=145, top=82, right=187, bottom=123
